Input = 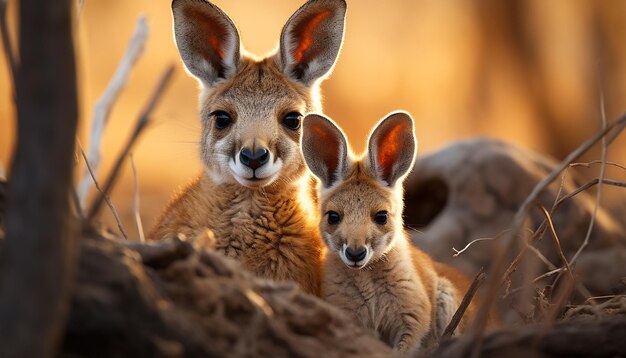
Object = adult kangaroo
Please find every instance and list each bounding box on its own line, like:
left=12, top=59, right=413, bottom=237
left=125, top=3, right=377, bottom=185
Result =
left=149, top=0, right=347, bottom=296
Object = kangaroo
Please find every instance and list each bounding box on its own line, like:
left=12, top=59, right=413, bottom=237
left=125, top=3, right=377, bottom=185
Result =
left=301, top=112, right=479, bottom=353
left=149, top=0, right=347, bottom=296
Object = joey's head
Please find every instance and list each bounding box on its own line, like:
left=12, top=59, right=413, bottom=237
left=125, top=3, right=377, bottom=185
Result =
left=301, top=112, right=417, bottom=269
left=171, top=0, right=346, bottom=188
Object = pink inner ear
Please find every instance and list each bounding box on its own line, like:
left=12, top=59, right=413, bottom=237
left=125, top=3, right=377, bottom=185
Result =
left=187, top=8, right=226, bottom=60
left=311, top=123, right=340, bottom=178
left=376, top=122, right=408, bottom=181
left=291, top=10, right=331, bottom=64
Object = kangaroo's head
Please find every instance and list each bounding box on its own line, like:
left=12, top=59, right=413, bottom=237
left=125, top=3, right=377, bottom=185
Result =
left=301, top=112, right=417, bottom=268
left=172, top=0, right=346, bottom=188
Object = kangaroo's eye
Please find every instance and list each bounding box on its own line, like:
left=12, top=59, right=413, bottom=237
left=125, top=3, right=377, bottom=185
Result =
left=374, top=211, right=388, bottom=225
left=282, top=112, right=302, bottom=131
left=327, top=211, right=341, bottom=225
left=211, top=111, right=233, bottom=129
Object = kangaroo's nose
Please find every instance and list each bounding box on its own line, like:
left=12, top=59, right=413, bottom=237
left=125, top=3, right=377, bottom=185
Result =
left=345, top=246, right=367, bottom=262
left=240, top=147, right=270, bottom=170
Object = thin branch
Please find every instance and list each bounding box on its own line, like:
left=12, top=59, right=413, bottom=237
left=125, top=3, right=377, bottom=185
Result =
left=569, top=91, right=609, bottom=267
left=130, top=153, right=145, bottom=242
left=584, top=294, right=623, bottom=304
left=543, top=273, right=576, bottom=325
left=87, top=65, right=176, bottom=220
left=535, top=203, right=596, bottom=302
left=71, top=188, right=84, bottom=220
left=570, top=160, right=626, bottom=171
left=466, top=112, right=626, bottom=355
left=452, top=238, right=497, bottom=257
left=79, top=147, right=128, bottom=240
left=503, top=177, right=626, bottom=297
left=77, top=0, right=85, bottom=16
left=537, top=205, right=573, bottom=281
left=533, top=267, right=565, bottom=284
left=0, top=0, right=17, bottom=96
left=77, top=16, right=149, bottom=209
left=506, top=266, right=569, bottom=296
left=525, top=243, right=557, bottom=270
left=442, top=268, right=486, bottom=339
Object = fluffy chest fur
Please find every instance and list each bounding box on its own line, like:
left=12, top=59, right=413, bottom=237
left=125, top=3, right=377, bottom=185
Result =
left=322, top=242, right=436, bottom=351
left=149, top=174, right=323, bottom=295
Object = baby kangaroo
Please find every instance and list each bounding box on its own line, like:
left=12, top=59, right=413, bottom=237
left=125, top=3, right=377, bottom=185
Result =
left=301, top=112, right=478, bottom=353
left=149, top=0, right=347, bottom=295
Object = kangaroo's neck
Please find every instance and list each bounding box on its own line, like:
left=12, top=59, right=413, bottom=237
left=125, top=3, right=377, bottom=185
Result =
left=363, top=232, right=411, bottom=272
left=207, top=172, right=312, bottom=208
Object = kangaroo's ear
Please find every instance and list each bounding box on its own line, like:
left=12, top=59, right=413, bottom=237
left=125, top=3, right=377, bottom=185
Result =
left=366, top=112, right=417, bottom=187
left=172, top=0, right=241, bottom=87
left=278, top=0, right=346, bottom=86
left=301, top=114, right=350, bottom=188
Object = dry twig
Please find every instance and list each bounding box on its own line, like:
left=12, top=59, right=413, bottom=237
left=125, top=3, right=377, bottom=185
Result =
left=569, top=92, right=609, bottom=267
left=77, top=16, right=149, bottom=209
left=442, top=268, right=486, bottom=339
left=130, top=153, right=145, bottom=242
left=570, top=160, right=626, bottom=171
left=87, top=65, right=175, bottom=220
left=503, top=178, right=626, bottom=297
left=465, top=112, right=626, bottom=356
left=79, top=147, right=128, bottom=240
left=452, top=238, right=496, bottom=257
left=0, top=0, right=17, bottom=96
left=537, top=205, right=573, bottom=281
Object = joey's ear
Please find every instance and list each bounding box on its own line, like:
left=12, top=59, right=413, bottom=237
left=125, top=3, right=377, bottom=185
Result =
left=366, top=112, right=417, bottom=187
left=172, top=0, right=241, bottom=87
left=278, top=0, right=346, bottom=86
left=301, top=114, right=350, bottom=188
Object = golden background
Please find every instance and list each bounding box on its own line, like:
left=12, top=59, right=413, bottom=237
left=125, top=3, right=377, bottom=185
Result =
left=1, top=0, right=625, bottom=237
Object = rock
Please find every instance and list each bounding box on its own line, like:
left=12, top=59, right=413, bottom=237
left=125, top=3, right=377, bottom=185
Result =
left=404, top=138, right=626, bottom=295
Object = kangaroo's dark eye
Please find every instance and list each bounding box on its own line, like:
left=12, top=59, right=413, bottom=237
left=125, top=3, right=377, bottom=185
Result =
left=327, top=211, right=341, bottom=225
left=211, top=111, right=233, bottom=129
left=374, top=211, right=388, bottom=225
left=282, top=112, right=302, bottom=131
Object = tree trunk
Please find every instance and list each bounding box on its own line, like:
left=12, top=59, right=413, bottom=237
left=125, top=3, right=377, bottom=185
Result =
left=0, top=0, right=78, bottom=356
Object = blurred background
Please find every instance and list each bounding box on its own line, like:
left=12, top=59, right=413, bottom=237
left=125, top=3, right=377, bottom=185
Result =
left=1, top=0, right=625, bottom=237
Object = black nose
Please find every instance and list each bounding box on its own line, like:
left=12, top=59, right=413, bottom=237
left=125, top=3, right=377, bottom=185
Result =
left=240, top=147, right=270, bottom=170
left=345, top=246, right=367, bottom=262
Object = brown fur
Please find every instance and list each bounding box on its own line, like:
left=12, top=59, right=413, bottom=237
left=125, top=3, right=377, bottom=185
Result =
left=149, top=0, right=347, bottom=296
left=150, top=173, right=322, bottom=295
left=302, top=113, right=479, bottom=353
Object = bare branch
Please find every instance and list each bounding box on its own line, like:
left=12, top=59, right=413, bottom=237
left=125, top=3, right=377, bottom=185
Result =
left=130, top=153, right=145, bottom=242
left=537, top=205, right=572, bottom=281
left=570, top=160, right=626, bottom=171
left=79, top=146, right=128, bottom=240
left=569, top=91, right=609, bottom=267
left=544, top=273, right=576, bottom=324
left=0, top=0, right=17, bottom=96
left=77, top=16, right=149, bottom=209
left=465, top=112, right=626, bottom=354
left=525, top=243, right=557, bottom=270
left=87, top=65, right=175, bottom=220
left=452, top=237, right=497, bottom=257
left=503, top=177, right=626, bottom=297
left=442, top=268, right=486, bottom=339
